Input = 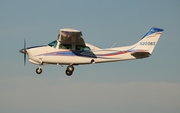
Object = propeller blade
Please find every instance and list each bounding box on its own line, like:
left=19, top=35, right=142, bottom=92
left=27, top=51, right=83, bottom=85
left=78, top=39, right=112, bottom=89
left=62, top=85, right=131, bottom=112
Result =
left=24, top=39, right=26, bottom=50
left=24, top=52, right=26, bottom=66
left=24, top=39, right=27, bottom=66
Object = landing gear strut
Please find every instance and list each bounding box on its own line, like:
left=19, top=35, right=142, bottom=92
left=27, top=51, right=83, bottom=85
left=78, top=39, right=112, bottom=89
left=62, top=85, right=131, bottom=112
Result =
left=65, top=65, right=74, bottom=76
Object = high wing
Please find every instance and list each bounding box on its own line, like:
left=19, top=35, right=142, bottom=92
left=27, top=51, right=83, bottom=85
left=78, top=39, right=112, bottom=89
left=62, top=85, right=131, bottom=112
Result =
left=57, top=28, right=86, bottom=46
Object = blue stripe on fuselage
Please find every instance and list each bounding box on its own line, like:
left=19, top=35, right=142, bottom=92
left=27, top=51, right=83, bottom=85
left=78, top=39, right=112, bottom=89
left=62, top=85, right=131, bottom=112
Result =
left=38, top=50, right=97, bottom=58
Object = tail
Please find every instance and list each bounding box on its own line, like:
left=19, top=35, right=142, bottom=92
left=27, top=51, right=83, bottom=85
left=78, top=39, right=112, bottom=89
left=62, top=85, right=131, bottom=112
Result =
left=130, top=27, right=164, bottom=58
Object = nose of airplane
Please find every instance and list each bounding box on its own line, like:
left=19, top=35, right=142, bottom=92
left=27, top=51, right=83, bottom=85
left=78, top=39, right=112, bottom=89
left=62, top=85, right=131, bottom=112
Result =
left=19, top=49, right=26, bottom=54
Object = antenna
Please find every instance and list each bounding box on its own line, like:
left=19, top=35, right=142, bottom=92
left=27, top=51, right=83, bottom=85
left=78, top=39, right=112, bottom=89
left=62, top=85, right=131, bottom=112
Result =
left=110, top=42, right=117, bottom=49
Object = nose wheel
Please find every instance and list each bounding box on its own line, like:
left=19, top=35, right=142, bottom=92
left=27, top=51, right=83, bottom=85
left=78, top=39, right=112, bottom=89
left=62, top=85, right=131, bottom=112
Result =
left=36, top=63, right=43, bottom=74
left=65, top=65, right=74, bottom=76
left=36, top=68, right=42, bottom=74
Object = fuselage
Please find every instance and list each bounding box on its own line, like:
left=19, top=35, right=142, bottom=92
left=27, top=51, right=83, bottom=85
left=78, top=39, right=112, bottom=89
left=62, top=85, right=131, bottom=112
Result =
left=24, top=43, right=136, bottom=66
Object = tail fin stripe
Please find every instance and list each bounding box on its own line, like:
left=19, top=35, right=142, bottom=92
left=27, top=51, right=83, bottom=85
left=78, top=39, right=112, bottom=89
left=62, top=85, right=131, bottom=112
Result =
left=141, top=27, right=164, bottom=39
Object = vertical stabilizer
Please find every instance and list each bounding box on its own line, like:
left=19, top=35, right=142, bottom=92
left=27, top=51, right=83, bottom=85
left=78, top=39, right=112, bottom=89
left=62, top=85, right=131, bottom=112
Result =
left=132, top=27, right=164, bottom=54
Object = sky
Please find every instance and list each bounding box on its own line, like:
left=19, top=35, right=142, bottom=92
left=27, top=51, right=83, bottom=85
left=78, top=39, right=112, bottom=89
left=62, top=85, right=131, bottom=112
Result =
left=0, top=0, right=180, bottom=113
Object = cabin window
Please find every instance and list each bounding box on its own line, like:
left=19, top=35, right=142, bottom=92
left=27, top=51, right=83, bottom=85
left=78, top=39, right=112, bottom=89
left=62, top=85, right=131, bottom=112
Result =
left=76, top=45, right=90, bottom=51
left=59, top=44, right=72, bottom=50
left=48, top=40, right=57, bottom=48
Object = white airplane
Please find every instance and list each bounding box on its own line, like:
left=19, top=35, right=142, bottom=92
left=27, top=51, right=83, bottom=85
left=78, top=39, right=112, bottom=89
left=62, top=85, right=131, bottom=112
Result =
left=19, top=27, right=164, bottom=76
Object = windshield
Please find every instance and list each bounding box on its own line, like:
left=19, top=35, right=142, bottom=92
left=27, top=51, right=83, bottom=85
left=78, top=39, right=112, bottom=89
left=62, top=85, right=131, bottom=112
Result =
left=48, top=40, right=57, bottom=48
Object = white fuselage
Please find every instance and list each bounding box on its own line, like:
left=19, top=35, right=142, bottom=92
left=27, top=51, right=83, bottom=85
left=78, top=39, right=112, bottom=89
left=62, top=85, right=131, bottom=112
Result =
left=27, top=44, right=136, bottom=65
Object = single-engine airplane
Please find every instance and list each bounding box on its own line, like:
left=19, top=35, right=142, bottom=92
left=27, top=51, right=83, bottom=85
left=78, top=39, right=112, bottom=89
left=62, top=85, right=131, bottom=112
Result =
left=19, top=27, right=164, bottom=76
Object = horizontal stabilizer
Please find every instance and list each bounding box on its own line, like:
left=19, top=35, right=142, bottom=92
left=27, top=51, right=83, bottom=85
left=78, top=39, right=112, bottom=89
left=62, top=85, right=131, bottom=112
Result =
left=131, top=52, right=151, bottom=59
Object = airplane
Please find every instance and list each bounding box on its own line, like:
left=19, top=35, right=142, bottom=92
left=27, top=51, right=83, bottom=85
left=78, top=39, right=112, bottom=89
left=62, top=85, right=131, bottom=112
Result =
left=19, top=27, right=164, bottom=76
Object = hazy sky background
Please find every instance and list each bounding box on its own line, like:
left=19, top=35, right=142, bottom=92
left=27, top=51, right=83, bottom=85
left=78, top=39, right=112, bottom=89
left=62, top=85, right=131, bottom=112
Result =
left=0, top=0, right=180, bottom=113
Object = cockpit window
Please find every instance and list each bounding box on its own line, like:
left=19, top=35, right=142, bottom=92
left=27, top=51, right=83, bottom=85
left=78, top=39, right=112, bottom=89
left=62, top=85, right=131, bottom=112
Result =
left=76, top=45, right=90, bottom=51
left=59, top=44, right=72, bottom=50
left=48, top=40, right=57, bottom=48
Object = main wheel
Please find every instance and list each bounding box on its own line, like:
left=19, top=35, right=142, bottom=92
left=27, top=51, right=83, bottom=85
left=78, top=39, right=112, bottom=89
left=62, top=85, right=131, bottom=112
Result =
left=36, top=68, right=42, bottom=74
left=67, top=65, right=74, bottom=72
left=65, top=70, right=73, bottom=76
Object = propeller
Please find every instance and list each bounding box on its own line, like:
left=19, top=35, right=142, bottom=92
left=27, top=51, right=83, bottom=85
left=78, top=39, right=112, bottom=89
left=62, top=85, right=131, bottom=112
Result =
left=19, top=39, right=27, bottom=66
left=24, top=39, right=27, bottom=66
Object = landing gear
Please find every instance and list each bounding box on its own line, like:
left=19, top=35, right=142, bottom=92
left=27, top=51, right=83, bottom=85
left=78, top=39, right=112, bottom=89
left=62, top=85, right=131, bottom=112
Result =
left=67, top=65, right=74, bottom=72
left=36, top=68, right=42, bottom=74
left=35, top=64, right=75, bottom=76
left=66, top=70, right=73, bottom=76
left=36, top=63, right=43, bottom=74
left=65, top=65, right=74, bottom=76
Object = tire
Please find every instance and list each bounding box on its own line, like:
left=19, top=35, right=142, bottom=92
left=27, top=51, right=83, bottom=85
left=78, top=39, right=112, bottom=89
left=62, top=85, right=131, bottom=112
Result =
left=36, top=68, right=42, bottom=74
left=67, top=65, right=74, bottom=72
left=65, top=70, right=72, bottom=76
